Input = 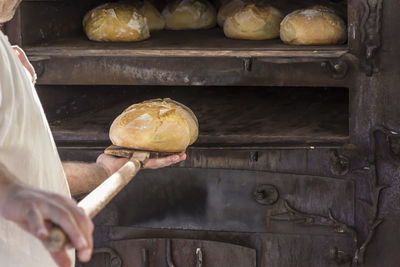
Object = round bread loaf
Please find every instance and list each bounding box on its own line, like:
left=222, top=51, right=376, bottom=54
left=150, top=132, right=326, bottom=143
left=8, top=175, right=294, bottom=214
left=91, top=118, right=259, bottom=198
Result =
left=83, top=3, right=150, bottom=42
left=162, top=0, right=217, bottom=30
left=223, top=4, right=283, bottom=40
left=110, top=98, right=199, bottom=152
left=280, top=6, right=347, bottom=45
left=137, top=1, right=165, bottom=31
left=217, top=0, right=249, bottom=27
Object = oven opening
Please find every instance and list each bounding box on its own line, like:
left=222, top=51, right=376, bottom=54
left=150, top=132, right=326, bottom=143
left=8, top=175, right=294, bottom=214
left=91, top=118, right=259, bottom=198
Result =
left=37, top=86, right=349, bottom=149
left=16, top=0, right=348, bottom=58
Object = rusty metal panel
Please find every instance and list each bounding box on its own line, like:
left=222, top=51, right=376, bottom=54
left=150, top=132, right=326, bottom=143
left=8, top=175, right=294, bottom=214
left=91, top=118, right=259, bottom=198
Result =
left=258, top=234, right=353, bottom=267
left=82, top=238, right=256, bottom=267
left=58, top=147, right=356, bottom=179
left=91, top=168, right=355, bottom=234
left=81, top=226, right=353, bottom=267
left=28, top=55, right=356, bottom=87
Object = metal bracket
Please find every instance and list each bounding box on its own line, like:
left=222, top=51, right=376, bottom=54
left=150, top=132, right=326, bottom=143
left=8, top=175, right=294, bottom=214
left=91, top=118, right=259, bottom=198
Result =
left=370, top=126, right=400, bottom=164
left=249, top=151, right=259, bottom=162
left=92, top=247, right=122, bottom=267
left=330, top=144, right=368, bottom=176
left=330, top=150, right=350, bottom=176
left=28, top=56, right=50, bottom=78
left=254, top=184, right=279, bottom=206
left=321, top=60, right=348, bottom=80
left=330, top=247, right=353, bottom=265
left=166, top=239, right=175, bottom=267
left=243, top=58, right=252, bottom=72
left=141, top=248, right=149, bottom=267
left=196, top=248, right=203, bottom=267
left=360, top=0, right=384, bottom=76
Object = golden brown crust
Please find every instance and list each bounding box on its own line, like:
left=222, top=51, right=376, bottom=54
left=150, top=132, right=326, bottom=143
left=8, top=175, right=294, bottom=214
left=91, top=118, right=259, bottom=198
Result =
left=138, top=1, right=165, bottom=31
left=223, top=3, right=283, bottom=40
left=280, top=7, right=347, bottom=45
left=109, top=99, right=199, bottom=152
left=162, top=0, right=217, bottom=30
left=83, top=3, right=150, bottom=42
left=217, top=0, right=248, bottom=27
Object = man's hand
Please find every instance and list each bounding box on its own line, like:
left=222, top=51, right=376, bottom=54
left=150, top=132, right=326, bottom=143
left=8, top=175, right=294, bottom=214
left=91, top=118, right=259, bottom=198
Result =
left=96, top=153, right=187, bottom=176
left=0, top=182, right=93, bottom=267
left=143, top=153, right=187, bottom=169
left=64, top=153, right=185, bottom=196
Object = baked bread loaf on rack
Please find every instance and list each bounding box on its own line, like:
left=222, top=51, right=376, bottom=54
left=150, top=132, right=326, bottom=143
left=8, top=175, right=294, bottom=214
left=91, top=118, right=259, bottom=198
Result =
left=223, top=3, right=283, bottom=40
left=217, top=0, right=249, bottom=27
left=162, top=0, right=217, bottom=30
left=136, top=1, right=165, bottom=31
left=110, top=98, right=199, bottom=152
left=280, top=5, right=346, bottom=45
left=83, top=2, right=150, bottom=42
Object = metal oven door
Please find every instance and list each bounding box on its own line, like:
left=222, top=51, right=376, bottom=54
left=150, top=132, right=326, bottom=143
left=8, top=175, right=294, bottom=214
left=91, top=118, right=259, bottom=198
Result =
left=86, top=167, right=355, bottom=266
left=83, top=238, right=256, bottom=267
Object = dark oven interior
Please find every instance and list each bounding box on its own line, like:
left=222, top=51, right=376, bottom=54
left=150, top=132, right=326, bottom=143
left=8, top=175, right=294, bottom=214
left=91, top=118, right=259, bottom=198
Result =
left=13, top=0, right=348, bottom=49
left=40, top=86, right=349, bottom=154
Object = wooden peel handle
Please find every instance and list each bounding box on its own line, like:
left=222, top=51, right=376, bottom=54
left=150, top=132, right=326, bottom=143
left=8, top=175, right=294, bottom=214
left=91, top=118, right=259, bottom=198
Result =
left=43, top=159, right=142, bottom=252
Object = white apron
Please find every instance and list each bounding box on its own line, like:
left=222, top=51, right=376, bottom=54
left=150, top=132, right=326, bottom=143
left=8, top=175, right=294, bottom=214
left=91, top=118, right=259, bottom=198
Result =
left=0, top=31, right=74, bottom=266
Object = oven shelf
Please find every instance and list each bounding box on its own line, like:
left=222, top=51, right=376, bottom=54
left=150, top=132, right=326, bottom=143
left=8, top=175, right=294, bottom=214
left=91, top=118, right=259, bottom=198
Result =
left=49, top=86, right=349, bottom=148
left=24, top=28, right=348, bottom=58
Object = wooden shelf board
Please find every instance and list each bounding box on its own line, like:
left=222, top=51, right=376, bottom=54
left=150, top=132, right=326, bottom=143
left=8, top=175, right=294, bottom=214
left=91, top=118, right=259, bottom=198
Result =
left=25, top=28, right=349, bottom=58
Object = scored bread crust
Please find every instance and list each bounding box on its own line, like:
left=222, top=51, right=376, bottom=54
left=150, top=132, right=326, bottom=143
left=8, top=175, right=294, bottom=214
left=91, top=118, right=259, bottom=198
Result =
left=110, top=99, right=199, bottom=152
left=217, top=0, right=249, bottom=27
left=223, top=4, right=283, bottom=40
left=137, top=1, right=165, bottom=31
left=162, top=0, right=217, bottom=30
left=280, top=7, right=347, bottom=45
left=83, top=2, right=150, bottom=42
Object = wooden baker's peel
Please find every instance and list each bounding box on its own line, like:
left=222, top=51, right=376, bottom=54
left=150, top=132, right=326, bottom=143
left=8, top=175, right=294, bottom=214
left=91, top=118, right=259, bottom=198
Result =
left=43, top=145, right=181, bottom=252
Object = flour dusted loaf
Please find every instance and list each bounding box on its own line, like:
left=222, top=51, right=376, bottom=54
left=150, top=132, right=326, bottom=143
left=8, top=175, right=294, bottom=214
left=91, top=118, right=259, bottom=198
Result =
left=83, top=3, right=150, bottom=42
left=162, top=0, right=217, bottom=30
left=110, top=99, right=199, bottom=152
left=217, top=0, right=249, bottom=27
left=136, top=1, right=165, bottom=31
left=280, top=6, right=346, bottom=45
left=223, top=3, right=283, bottom=40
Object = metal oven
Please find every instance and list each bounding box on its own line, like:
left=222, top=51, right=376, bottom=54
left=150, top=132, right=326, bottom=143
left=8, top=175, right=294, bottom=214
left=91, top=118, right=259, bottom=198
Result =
left=3, top=0, right=400, bottom=266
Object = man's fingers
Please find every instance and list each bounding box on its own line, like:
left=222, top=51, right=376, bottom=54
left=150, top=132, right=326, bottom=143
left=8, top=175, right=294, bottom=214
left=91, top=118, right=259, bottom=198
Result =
left=73, top=207, right=93, bottom=262
left=1, top=183, right=95, bottom=265
left=41, top=202, right=88, bottom=251
left=26, top=204, right=48, bottom=239
left=144, top=153, right=186, bottom=169
left=50, top=250, right=72, bottom=267
left=44, top=196, right=94, bottom=262
left=79, top=247, right=93, bottom=262
left=52, top=195, right=94, bottom=253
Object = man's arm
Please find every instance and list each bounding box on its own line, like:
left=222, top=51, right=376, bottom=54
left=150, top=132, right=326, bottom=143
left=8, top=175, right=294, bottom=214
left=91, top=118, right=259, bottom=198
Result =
left=62, top=162, right=109, bottom=196
left=0, top=162, right=93, bottom=267
left=63, top=153, right=186, bottom=196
